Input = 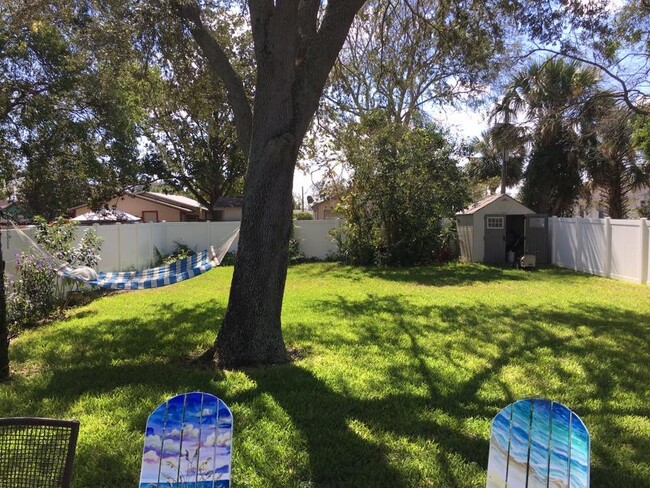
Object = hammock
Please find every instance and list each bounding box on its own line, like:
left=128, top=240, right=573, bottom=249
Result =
left=8, top=221, right=239, bottom=290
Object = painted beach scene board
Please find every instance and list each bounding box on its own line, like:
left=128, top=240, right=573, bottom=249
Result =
left=486, top=399, right=589, bottom=488
left=139, top=392, right=233, bottom=488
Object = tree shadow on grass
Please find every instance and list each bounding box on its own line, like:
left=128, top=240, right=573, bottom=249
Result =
left=290, top=261, right=532, bottom=287
left=4, top=301, right=229, bottom=488
left=4, top=275, right=649, bottom=488
left=296, top=293, right=650, bottom=488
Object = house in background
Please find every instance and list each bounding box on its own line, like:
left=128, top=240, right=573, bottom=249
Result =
left=212, top=197, right=243, bottom=221
left=574, top=187, right=650, bottom=218
left=70, top=192, right=208, bottom=223
left=70, top=192, right=244, bottom=223
left=311, top=196, right=340, bottom=220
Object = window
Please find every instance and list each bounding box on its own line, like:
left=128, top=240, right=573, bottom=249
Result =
left=528, top=217, right=545, bottom=228
left=486, top=216, right=504, bottom=229
left=213, top=210, right=224, bottom=221
left=142, top=211, right=158, bottom=223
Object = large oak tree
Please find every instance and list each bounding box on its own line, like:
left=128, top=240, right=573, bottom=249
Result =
left=172, top=1, right=367, bottom=367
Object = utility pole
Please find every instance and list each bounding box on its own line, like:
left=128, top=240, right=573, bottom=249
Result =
left=500, top=111, right=510, bottom=195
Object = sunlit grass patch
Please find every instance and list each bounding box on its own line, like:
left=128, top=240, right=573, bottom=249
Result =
left=1, top=263, right=649, bottom=487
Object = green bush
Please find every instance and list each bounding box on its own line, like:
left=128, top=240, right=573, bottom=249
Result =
left=6, top=216, right=103, bottom=331
left=6, top=253, right=57, bottom=329
left=334, top=113, right=470, bottom=266
left=293, top=211, right=313, bottom=220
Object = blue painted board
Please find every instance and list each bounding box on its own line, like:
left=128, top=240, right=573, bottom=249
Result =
left=139, top=392, right=233, bottom=488
left=486, top=399, right=589, bottom=488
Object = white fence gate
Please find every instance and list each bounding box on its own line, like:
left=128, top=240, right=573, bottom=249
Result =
left=550, top=217, right=650, bottom=285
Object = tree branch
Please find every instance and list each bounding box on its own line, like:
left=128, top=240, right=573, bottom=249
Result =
left=293, top=0, right=367, bottom=141
left=173, top=1, right=254, bottom=156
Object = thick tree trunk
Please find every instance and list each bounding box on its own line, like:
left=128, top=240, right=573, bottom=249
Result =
left=176, top=0, right=367, bottom=368
left=214, top=132, right=296, bottom=367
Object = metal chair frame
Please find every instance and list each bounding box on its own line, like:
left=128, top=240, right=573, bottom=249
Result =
left=0, top=417, right=80, bottom=488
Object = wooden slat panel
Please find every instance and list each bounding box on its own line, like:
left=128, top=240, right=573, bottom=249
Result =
left=214, top=398, right=234, bottom=487
left=548, top=402, right=571, bottom=487
left=196, top=393, right=219, bottom=485
left=569, top=413, right=590, bottom=488
left=140, top=392, right=233, bottom=488
left=179, top=392, right=204, bottom=485
left=139, top=401, right=168, bottom=486
left=486, top=404, right=512, bottom=488
left=527, top=399, right=552, bottom=488
left=506, top=399, right=533, bottom=487
left=159, top=394, right=186, bottom=485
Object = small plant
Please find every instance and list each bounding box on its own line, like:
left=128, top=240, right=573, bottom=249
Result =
left=219, top=251, right=236, bottom=266
left=288, top=225, right=305, bottom=264
left=153, top=241, right=196, bottom=266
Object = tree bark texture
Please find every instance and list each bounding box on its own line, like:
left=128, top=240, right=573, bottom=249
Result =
left=177, top=0, right=366, bottom=367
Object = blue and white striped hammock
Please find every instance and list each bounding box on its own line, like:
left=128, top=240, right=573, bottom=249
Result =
left=58, top=248, right=220, bottom=290
left=10, top=221, right=240, bottom=291
left=56, top=228, right=239, bottom=290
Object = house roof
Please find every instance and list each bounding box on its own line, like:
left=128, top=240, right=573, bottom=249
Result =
left=457, top=193, right=530, bottom=215
left=213, top=197, right=243, bottom=208
left=68, top=192, right=207, bottom=214
left=311, top=196, right=338, bottom=210
left=72, top=208, right=141, bottom=223
left=143, top=192, right=207, bottom=212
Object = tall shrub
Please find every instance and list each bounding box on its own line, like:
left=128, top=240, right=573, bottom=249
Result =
left=335, top=112, right=470, bottom=266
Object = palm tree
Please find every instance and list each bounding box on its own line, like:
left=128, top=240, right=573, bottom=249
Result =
left=466, top=122, right=527, bottom=196
left=495, top=57, right=602, bottom=215
left=584, top=103, right=650, bottom=218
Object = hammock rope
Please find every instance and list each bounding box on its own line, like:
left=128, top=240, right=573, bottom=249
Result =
left=8, top=221, right=239, bottom=290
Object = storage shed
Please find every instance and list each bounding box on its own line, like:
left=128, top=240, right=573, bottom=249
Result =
left=456, top=194, right=549, bottom=264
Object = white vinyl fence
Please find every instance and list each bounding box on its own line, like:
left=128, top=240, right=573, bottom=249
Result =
left=0, top=219, right=341, bottom=277
left=550, top=217, right=650, bottom=285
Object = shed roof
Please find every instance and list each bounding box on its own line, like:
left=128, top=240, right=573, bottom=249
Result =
left=457, top=193, right=533, bottom=215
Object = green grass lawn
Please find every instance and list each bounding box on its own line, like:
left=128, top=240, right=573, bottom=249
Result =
left=1, top=262, right=649, bottom=487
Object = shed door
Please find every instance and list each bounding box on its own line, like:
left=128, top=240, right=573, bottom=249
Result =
left=525, top=214, right=548, bottom=264
left=484, top=215, right=506, bottom=263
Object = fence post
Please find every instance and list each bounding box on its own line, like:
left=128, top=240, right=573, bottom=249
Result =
left=116, top=222, right=122, bottom=271
left=640, top=218, right=648, bottom=285
left=575, top=217, right=582, bottom=272
left=148, top=222, right=153, bottom=267
left=604, top=217, right=612, bottom=278
left=551, top=216, right=557, bottom=265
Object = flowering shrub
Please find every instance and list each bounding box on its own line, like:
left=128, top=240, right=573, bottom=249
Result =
left=6, top=216, right=103, bottom=331
left=6, top=253, right=57, bottom=329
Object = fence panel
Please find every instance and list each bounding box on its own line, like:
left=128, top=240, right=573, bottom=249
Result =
left=293, top=220, right=340, bottom=259
left=1, top=220, right=332, bottom=276
left=580, top=219, right=607, bottom=276
left=610, top=219, right=642, bottom=282
left=551, top=218, right=578, bottom=270
left=550, top=216, right=649, bottom=286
